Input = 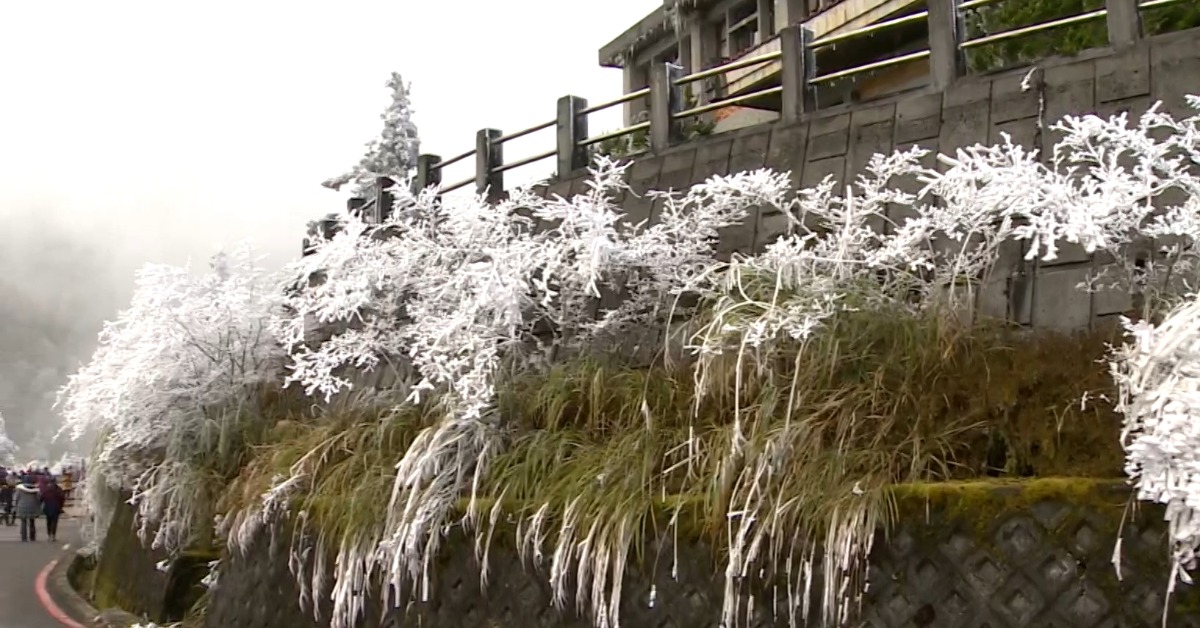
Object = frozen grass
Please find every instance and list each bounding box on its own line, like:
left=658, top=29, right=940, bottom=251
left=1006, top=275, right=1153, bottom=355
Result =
left=221, top=308, right=1122, bottom=626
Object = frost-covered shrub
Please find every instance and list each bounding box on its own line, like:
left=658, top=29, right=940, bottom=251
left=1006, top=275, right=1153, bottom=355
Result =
left=1112, top=294, right=1200, bottom=612
left=56, top=243, right=283, bottom=555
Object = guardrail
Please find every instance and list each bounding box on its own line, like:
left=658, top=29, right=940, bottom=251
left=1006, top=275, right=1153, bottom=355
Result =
left=958, top=0, right=1190, bottom=72
left=353, top=0, right=1174, bottom=209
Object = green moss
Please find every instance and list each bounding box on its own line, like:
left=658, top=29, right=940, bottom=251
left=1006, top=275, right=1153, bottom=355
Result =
left=891, top=477, right=1128, bottom=539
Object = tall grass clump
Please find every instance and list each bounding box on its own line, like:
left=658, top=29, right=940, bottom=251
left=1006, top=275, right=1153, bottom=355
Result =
left=481, top=306, right=1122, bottom=627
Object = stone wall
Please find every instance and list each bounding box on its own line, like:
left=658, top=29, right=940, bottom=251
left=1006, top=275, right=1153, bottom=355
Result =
left=84, top=494, right=216, bottom=624
left=536, top=27, right=1200, bottom=333
left=204, top=480, right=1200, bottom=627
left=90, top=494, right=172, bottom=620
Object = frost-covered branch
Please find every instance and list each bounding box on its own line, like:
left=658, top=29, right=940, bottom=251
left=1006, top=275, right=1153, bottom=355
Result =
left=56, top=242, right=283, bottom=555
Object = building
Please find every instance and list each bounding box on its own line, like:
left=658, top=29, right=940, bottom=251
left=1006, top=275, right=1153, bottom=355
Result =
left=599, top=0, right=933, bottom=132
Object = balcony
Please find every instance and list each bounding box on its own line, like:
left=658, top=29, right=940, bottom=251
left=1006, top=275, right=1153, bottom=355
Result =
left=721, top=0, right=930, bottom=111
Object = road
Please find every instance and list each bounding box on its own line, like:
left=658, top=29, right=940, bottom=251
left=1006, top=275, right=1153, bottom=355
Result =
left=0, top=516, right=81, bottom=628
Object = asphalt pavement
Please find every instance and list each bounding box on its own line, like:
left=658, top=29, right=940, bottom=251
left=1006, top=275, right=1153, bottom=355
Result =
left=0, top=515, right=81, bottom=628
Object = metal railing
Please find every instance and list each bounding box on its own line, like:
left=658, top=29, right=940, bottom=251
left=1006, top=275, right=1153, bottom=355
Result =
left=575, top=89, right=651, bottom=156
left=959, top=0, right=1108, bottom=51
left=343, top=0, right=1167, bottom=211
left=674, top=50, right=784, bottom=120
left=953, top=0, right=1189, bottom=73
left=803, top=6, right=932, bottom=88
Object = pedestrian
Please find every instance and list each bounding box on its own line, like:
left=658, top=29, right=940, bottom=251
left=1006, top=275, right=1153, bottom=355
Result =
left=14, top=475, right=40, bottom=542
left=61, top=469, right=73, bottom=502
left=0, top=479, right=14, bottom=526
left=40, top=477, right=64, bottom=542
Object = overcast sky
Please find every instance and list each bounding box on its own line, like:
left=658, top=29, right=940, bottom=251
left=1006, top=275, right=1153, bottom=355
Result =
left=0, top=0, right=654, bottom=270
left=0, top=0, right=655, bottom=453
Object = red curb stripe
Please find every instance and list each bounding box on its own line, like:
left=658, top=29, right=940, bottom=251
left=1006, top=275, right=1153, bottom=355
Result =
left=35, top=559, right=89, bottom=628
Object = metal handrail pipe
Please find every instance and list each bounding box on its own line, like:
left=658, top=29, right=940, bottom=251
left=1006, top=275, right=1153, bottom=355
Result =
left=441, top=177, right=475, bottom=193
left=961, top=9, right=1107, bottom=49
left=496, top=119, right=555, bottom=144
left=675, top=50, right=782, bottom=86
left=675, top=85, right=784, bottom=119
left=958, top=0, right=1003, bottom=12
left=495, top=149, right=557, bottom=173
left=433, top=148, right=476, bottom=170
left=809, top=49, right=931, bottom=84
left=808, top=10, right=930, bottom=49
left=578, top=121, right=651, bottom=148
left=578, top=88, right=651, bottom=116
left=1139, top=0, right=1185, bottom=9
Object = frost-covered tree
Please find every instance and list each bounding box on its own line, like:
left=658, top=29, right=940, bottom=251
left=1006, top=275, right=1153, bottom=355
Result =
left=322, top=71, right=420, bottom=201
left=0, top=413, right=19, bottom=467
left=56, top=242, right=284, bottom=554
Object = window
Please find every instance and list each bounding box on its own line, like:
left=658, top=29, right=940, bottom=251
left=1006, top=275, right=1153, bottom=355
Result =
left=722, top=0, right=759, bottom=59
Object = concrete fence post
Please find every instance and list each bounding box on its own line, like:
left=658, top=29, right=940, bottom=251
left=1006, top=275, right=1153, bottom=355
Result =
left=1105, top=0, right=1142, bottom=47
left=557, top=96, right=590, bottom=177
left=416, top=154, right=442, bottom=192
left=926, top=0, right=965, bottom=90
left=649, top=62, right=684, bottom=153
left=780, top=26, right=815, bottom=123
left=475, top=128, right=503, bottom=202
left=374, top=176, right=395, bottom=222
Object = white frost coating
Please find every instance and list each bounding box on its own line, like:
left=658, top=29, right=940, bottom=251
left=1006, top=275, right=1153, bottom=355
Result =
left=0, top=413, right=19, bottom=467
left=322, top=71, right=420, bottom=199
left=56, top=242, right=283, bottom=557
left=1112, top=296, right=1200, bottom=624
left=201, top=559, right=220, bottom=590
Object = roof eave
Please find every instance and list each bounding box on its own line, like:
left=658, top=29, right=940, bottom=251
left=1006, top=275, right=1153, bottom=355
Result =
left=598, top=6, right=671, bottom=68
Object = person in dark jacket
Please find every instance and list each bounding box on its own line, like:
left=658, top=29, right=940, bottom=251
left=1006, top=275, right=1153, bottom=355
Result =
left=14, top=476, right=40, bottom=542
left=0, top=480, right=13, bottom=526
left=40, top=477, right=65, bottom=542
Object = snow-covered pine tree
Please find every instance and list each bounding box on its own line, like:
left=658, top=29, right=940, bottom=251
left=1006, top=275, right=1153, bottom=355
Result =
left=322, top=72, right=421, bottom=204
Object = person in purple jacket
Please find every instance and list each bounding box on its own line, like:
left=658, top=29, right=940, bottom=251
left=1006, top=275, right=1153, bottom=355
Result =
left=40, top=477, right=65, bottom=542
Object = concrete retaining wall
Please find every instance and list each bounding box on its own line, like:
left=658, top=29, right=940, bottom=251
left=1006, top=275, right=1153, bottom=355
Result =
left=204, top=480, right=1200, bottom=627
